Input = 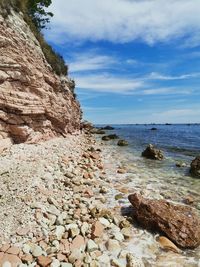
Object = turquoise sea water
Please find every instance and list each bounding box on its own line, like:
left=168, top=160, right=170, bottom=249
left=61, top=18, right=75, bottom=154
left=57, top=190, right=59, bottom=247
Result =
left=96, top=124, right=200, bottom=266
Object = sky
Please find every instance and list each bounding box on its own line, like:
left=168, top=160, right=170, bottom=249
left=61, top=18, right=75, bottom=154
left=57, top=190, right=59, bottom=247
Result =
left=44, top=0, right=200, bottom=124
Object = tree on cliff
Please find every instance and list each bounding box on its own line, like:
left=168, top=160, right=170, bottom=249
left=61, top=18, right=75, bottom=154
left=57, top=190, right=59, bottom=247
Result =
left=26, top=0, right=53, bottom=30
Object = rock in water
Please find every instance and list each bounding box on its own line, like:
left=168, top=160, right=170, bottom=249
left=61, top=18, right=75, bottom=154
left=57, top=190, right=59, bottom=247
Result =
left=117, top=140, right=128, bottom=146
left=142, top=144, right=164, bottom=160
left=128, top=193, right=200, bottom=248
left=190, top=156, right=200, bottom=178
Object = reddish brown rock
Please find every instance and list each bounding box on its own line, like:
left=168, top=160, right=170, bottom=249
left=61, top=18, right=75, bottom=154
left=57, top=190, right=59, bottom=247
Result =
left=0, top=243, right=10, bottom=252
left=0, top=253, right=22, bottom=267
left=157, top=236, right=181, bottom=253
left=142, top=144, right=164, bottom=160
left=70, top=235, right=85, bottom=251
left=0, top=11, right=81, bottom=144
left=91, top=221, right=104, bottom=239
left=190, top=156, right=200, bottom=178
left=6, top=246, right=20, bottom=255
left=128, top=193, right=200, bottom=248
left=37, top=256, right=52, bottom=267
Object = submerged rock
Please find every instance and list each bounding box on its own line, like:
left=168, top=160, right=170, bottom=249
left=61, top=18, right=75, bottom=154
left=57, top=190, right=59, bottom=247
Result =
left=128, top=193, right=200, bottom=248
left=102, top=125, right=114, bottom=130
left=142, top=144, right=164, bottom=160
left=102, top=134, right=119, bottom=141
left=190, top=156, right=200, bottom=178
left=102, top=136, right=110, bottom=141
left=117, top=140, right=128, bottom=146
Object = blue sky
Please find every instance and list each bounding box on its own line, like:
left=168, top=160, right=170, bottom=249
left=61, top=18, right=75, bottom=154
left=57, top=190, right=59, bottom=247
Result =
left=45, top=0, right=200, bottom=124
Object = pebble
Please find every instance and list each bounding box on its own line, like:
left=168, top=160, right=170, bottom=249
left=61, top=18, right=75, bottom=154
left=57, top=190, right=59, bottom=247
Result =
left=99, top=217, right=110, bottom=227
left=32, top=245, right=43, bottom=257
left=55, top=225, right=65, bottom=240
left=106, top=240, right=121, bottom=256
left=126, top=253, right=144, bottom=267
left=87, top=239, right=98, bottom=252
left=51, top=259, right=60, bottom=267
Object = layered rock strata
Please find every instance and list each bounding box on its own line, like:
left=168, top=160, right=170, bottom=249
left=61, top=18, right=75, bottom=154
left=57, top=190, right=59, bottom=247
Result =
left=0, top=11, right=81, bottom=144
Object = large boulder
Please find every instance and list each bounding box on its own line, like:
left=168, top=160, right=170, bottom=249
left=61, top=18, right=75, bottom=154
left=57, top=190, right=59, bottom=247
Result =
left=190, top=156, right=200, bottom=178
left=128, top=193, right=200, bottom=248
left=142, top=144, right=164, bottom=160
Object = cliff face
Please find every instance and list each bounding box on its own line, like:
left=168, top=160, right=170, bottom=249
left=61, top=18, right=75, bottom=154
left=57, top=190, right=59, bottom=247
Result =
left=0, top=10, right=81, bottom=146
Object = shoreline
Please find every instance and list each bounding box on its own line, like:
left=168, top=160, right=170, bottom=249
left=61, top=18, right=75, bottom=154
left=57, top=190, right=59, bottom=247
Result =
left=0, top=132, right=200, bottom=266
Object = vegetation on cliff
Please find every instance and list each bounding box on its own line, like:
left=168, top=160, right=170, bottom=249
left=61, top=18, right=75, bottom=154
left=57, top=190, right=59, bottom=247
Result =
left=0, top=0, right=68, bottom=76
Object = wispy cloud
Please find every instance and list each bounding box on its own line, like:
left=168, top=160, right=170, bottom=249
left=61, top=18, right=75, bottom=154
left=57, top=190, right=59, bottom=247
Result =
left=148, top=72, right=200, bottom=81
left=75, top=74, right=144, bottom=93
left=47, top=0, right=200, bottom=47
left=68, top=52, right=117, bottom=72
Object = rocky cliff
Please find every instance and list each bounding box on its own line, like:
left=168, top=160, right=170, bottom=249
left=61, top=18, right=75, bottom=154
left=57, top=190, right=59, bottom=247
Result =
left=0, top=10, right=81, bottom=147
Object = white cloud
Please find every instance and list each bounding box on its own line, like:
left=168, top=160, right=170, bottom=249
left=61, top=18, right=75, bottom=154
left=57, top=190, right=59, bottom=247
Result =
left=68, top=52, right=116, bottom=72
left=75, top=74, right=144, bottom=93
left=47, top=0, right=200, bottom=46
left=148, top=72, right=200, bottom=80
left=142, top=87, right=191, bottom=95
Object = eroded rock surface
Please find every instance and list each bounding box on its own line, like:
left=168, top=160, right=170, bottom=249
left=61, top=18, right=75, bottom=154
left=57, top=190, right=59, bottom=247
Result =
left=142, top=144, right=164, bottom=160
left=128, top=193, right=200, bottom=248
left=0, top=11, right=81, bottom=144
left=190, top=156, right=200, bottom=178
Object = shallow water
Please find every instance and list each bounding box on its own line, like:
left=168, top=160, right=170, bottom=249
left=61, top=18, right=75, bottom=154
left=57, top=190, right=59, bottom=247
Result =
left=96, top=124, right=200, bottom=266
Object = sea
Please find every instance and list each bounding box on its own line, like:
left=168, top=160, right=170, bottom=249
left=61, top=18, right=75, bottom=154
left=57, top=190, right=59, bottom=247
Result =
left=95, top=124, right=200, bottom=266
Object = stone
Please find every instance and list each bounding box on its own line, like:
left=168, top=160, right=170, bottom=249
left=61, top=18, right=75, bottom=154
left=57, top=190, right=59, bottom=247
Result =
left=126, top=253, right=144, bottom=267
left=142, top=144, right=164, bottom=160
left=66, top=224, right=80, bottom=238
left=6, top=246, right=20, bottom=255
left=117, top=140, right=128, bottom=146
left=87, top=240, right=98, bottom=252
left=50, top=259, right=60, bottom=267
left=0, top=244, right=10, bottom=252
left=0, top=138, right=13, bottom=153
left=111, top=258, right=124, bottom=267
left=61, top=264, right=72, bottom=267
left=102, top=136, right=110, bottom=141
left=0, top=254, right=22, bottom=267
left=105, top=240, right=121, bottom=256
left=55, top=226, right=65, bottom=240
left=121, top=228, right=132, bottom=239
left=128, top=193, right=200, bottom=248
left=2, top=262, right=12, bottom=267
left=102, top=126, right=114, bottom=130
left=68, top=249, right=83, bottom=264
left=32, top=245, right=43, bottom=257
left=176, top=162, right=186, bottom=168
left=190, top=156, right=200, bottom=178
left=16, top=227, right=30, bottom=236
left=99, top=217, right=110, bottom=227
left=37, top=256, right=52, bottom=267
left=70, top=235, right=85, bottom=251
left=91, top=221, right=104, bottom=238
left=157, top=236, right=181, bottom=253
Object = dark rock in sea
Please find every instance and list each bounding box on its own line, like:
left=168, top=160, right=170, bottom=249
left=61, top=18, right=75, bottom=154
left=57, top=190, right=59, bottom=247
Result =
left=151, top=127, right=157, bottom=131
left=176, top=162, right=186, bottom=168
left=128, top=193, right=200, bottom=248
left=96, top=129, right=106, bottom=134
left=102, top=125, right=114, bottom=130
left=117, top=140, right=129, bottom=146
left=190, top=156, right=200, bottom=178
left=107, top=134, right=119, bottom=139
left=102, top=136, right=110, bottom=141
left=142, top=144, right=164, bottom=160
left=165, top=123, right=172, bottom=125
